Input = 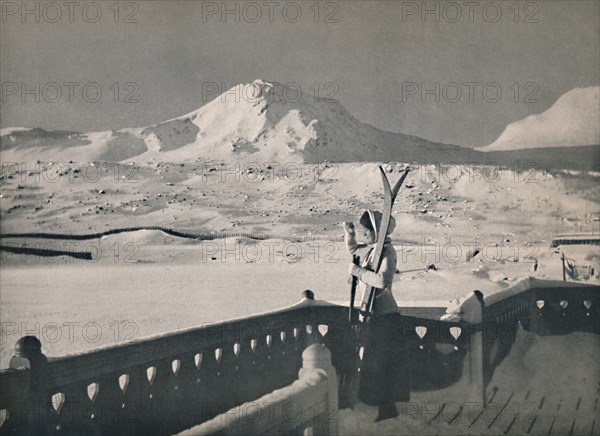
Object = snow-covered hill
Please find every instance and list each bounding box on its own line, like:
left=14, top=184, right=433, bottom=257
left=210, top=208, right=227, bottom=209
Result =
left=478, top=86, right=600, bottom=152
left=0, top=80, right=470, bottom=164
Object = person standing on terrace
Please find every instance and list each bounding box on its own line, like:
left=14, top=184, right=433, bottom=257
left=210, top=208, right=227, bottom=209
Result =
left=342, top=210, right=410, bottom=422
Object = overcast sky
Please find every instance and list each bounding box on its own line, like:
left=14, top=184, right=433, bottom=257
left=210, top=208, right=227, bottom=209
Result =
left=1, top=0, right=598, bottom=147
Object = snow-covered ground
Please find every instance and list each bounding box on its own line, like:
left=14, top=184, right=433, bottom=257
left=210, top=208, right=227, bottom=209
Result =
left=1, top=86, right=599, bottom=435
left=1, top=161, right=599, bottom=368
left=339, top=329, right=600, bottom=435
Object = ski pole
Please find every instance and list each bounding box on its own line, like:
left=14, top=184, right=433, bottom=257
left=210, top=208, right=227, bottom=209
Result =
left=349, top=254, right=360, bottom=322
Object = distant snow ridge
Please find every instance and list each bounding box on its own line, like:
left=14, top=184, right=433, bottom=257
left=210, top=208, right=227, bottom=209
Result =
left=479, top=86, right=600, bottom=151
left=0, top=79, right=465, bottom=163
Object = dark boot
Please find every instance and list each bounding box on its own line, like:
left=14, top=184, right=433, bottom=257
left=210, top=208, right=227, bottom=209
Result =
left=375, top=403, right=398, bottom=422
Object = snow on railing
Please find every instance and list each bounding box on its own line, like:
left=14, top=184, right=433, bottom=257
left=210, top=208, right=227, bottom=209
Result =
left=481, top=278, right=600, bottom=386
left=1, top=279, right=598, bottom=435
left=0, top=291, right=349, bottom=435
left=177, top=343, right=338, bottom=436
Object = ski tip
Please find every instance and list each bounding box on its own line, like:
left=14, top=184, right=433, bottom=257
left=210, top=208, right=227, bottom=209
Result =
left=390, top=168, right=410, bottom=197
left=378, top=165, right=411, bottom=176
left=379, top=166, right=391, bottom=192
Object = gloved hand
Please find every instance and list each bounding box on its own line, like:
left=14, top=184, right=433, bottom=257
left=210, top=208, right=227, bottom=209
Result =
left=342, top=221, right=355, bottom=237
left=348, top=262, right=362, bottom=277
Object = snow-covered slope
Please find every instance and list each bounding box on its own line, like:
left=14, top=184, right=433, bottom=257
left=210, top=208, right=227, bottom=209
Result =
left=0, top=127, right=145, bottom=163
left=1, top=80, right=470, bottom=164
left=479, top=86, right=600, bottom=152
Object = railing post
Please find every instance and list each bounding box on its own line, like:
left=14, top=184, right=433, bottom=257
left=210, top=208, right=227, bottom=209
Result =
left=9, top=336, right=48, bottom=433
left=300, top=343, right=338, bottom=436
left=10, top=335, right=48, bottom=376
left=302, top=289, right=315, bottom=301
left=463, top=292, right=486, bottom=408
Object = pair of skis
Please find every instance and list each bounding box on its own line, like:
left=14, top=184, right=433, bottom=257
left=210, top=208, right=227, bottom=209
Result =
left=348, top=165, right=410, bottom=321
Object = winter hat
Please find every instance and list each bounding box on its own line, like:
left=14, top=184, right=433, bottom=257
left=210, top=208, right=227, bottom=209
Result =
left=358, top=209, right=395, bottom=240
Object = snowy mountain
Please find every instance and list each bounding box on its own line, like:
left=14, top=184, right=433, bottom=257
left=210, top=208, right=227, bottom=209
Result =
left=4, top=81, right=598, bottom=168
left=0, top=80, right=472, bottom=164
left=478, top=86, right=600, bottom=152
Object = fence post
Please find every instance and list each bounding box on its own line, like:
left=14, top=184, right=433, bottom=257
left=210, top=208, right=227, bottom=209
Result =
left=9, top=336, right=48, bottom=433
left=302, top=289, right=315, bottom=301
left=300, top=344, right=338, bottom=436
left=463, top=292, right=486, bottom=408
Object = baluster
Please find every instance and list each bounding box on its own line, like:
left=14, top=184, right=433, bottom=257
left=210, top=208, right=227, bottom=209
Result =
left=450, top=326, right=462, bottom=351
left=170, top=352, right=201, bottom=432
left=194, top=345, right=225, bottom=423
left=90, top=374, right=124, bottom=434
left=54, top=379, right=92, bottom=433
left=146, top=359, right=172, bottom=434
left=231, top=340, right=258, bottom=404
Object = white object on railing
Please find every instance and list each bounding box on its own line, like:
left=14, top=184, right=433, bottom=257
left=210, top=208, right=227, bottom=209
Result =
left=441, top=291, right=484, bottom=323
